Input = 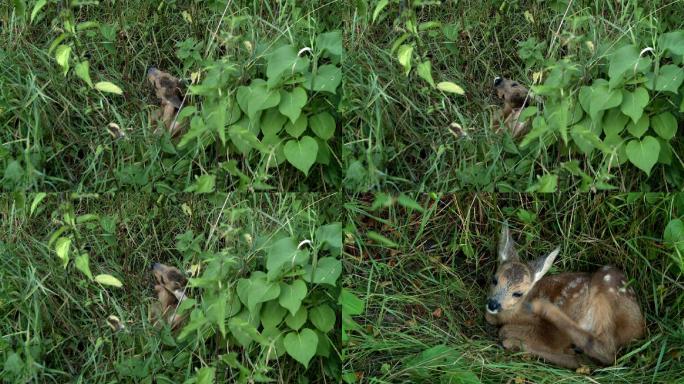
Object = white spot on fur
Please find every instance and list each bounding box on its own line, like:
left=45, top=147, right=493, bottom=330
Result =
left=619, top=287, right=627, bottom=293
left=602, top=265, right=610, bottom=271
left=572, top=292, right=579, bottom=298
left=609, top=287, right=615, bottom=293
left=580, top=307, right=594, bottom=331
left=604, top=274, right=611, bottom=282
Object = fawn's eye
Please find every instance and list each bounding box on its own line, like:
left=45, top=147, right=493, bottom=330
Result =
left=511, top=82, right=519, bottom=87
left=512, top=292, right=523, bottom=298
left=491, top=277, right=497, bottom=286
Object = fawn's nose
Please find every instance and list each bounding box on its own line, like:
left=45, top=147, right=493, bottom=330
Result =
left=487, top=299, right=501, bottom=312
left=493, top=76, right=503, bottom=87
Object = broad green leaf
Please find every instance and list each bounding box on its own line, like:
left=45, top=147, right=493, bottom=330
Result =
left=608, top=44, right=650, bottom=85
left=525, top=173, right=558, bottom=193
left=627, top=115, right=649, bottom=138
left=340, top=288, right=364, bottom=316
left=657, top=137, right=673, bottom=165
left=178, top=309, right=207, bottom=340
left=316, top=30, right=343, bottom=58
left=266, top=237, right=309, bottom=280
left=54, top=44, right=71, bottom=76
left=228, top=124, right=263, bottom=155
left=184, top=174, right=216, bottom=193
left=285, top=115, right=307, bottom=138
left=664, top=219, right=684, bottom=247
left=284, top=329, right=318, bottom=368
left=397, top=44, right=413, bottom=76
left=74, top=60, right=93, bottom=88
left=261, top=300, right=287, bottom=329
left=30, top=0, right=47, bottom=23
left=416, top=60, right=435, bottom=87
left=54, top=237, right=71, bottom=268
left=285, top=307, right=308, bottom=330
left=75, top=253, right=93, bottom=280
left=95, top=81, right=123, bottom=95
left=302, top=257, right=341, bottom=286
left=306, top=64, right=341, bottom=94
left=187, top=367, right=215, bottom=384
left=284, top=136, right=318, bottom=175
left=261, top=108, right=288, bottom=137
left=653, top=64, right=684, bottom=93
left=545, top=99, right=569, bottom=143
left=266, top=45, right=309, bottom=86
left=228, top=315, right=265, bottom=347
left=625, top=136, right=660, bottom=175
left=315, top=222, right=342, bottom=255
left=278, top=87, right=307, bottom=124
left=578, top=80, right=623, bottom=121
left=658, top=31, right=684, bottom=56
left=602, top=108, right=629, bottom=137
left=372, top=0, right=389, bottom=22
left=178, top=116, right=207, bottom=148
left=651, top=112, right=677, bottom=140
left=309, top=304, right=336, bottom=333
left=279, top=279, right=308, bottom=316
left=309, top=112, right=335, bottom=140
left=436, top=81, right=465, bottom=95
left=236, top=79, right=281, bottom=120
left=207, top=292, right=228, bottom=336
left=620, top=87, right=649, bottom=124
left=237, top=273, right=281, bottom=313
left=95, top=274, right=123, bottom=287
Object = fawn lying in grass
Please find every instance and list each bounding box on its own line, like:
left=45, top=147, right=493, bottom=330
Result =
left=492, top=77, right=532, bottom=139
left=147, top=67, right=187, bottom=137
left=150, top=262, right=189, bottom=331
left=485, top=224, right=645, bottom=369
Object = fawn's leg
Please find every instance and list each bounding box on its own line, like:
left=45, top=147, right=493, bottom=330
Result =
left=530, top=298, right=616, bottom=365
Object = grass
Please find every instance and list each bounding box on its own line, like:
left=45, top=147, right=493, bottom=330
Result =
left=0, top=1, right=345, bottom=191
left=343, top=0, right=684, bottom=191
left=343, top=193, right=684, bottom=383
left=0, top=192, right=342, bottom=383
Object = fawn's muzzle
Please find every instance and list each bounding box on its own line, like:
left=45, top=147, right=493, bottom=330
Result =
left=487, top=299, right=501, bottom=313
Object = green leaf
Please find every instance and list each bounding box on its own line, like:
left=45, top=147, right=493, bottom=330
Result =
left=627, top=115, right=649, bottom=138
left=74, top=60, right=93, bottom=88
left=184, top=174, right=216, bottom=193
left=236, top=79, right=281, bottom=120
left=309, top=304, right=336, bottom=333
left=578, top=80, right=623, bottom=121
left=237, top=273, right=281, bottom=313
left=306, top=64, right=342, bottom=94
left=397, top=194, right=425, bottom=212
left=285, top=306, right=308, bottom=330
left=653, top=64, right=684, bottom=93
left=95, top=274, right=123, bottom=287
left=416, top=60, right=435, bottom=87
left=187, top=367, right=215, bottom=384
left=525, top=173, right=558, bottom=193
left=75, top=253, right=93, bottom=280
left=279, top=279, right=308, bottom=316
left=602, top=108, right=628, bottom=137
left=608, top=44, right=649, bottom=85
left=285, top=115, right=308, bottom=138
left=664, top=219, right=684, bottom=246
left=316, top=30, right=343, bottom=58
left=436, top=81, right=465, bottom=95
left=266, top=237, right=309, bottom=280
left=545, top=99, right=570, bottom=143
left=207, top=293, right=228, bottom=336
left=261, top=108, right=288, bottom=137
left=261, top=299, right=287, bottom=329
left=284, top=329, right=318, bottom=368
left=658, top=31, right=684, bottom=56
left=284, top=136, right=318, bottom=175
left=625, top=136, right=660, bottom=175
left=315, top=222, right=342, bottom=255
left=95, top=81, right=123, bottom=95
left=30, top=0, right=47, bottom=23
left=309, top=112, right=335, bottom=140
left=54, top=44, right=71, bottom=76
left=30, top=192, right=47, bottom=216
left=266, top=45, right=309, bottom=86
left=54, top=237, right=71, bottom=268
left=620, top=87, right=649, bottom=124
left=397, top=44, right=413, bottom=76
left=367, top=231, right=399, bottom=248
left=340, top=288, right=365, bottom=316
left=303, top=257, right=341, bottom=286
left=372, top=0, right=389, bottom=22
left=228, top=124, right=264, bottom=155
left=278, top=87, right=307, bottom=124
left=651, top=112, right=677, bottom=140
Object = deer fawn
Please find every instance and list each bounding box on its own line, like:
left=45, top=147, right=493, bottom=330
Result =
left=485, top=224, right=645, bottom=368
left=150, top=262, right=189, bottom=331
left=492, top=77, right=532, bottom=138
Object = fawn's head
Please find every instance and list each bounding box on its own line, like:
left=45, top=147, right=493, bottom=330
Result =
left=147, top=67, right=184, bottom=108
left=487, top=224, right=559, bottom=315
left=151, top=262, right=188, bottom=312
left=493, top=77, right=530, bottom=109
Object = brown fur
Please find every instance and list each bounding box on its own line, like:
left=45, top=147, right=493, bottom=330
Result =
left=492, top=77, right=532, bottom=138
left=485, top=225, right=645, bottom=369
left=151, top=262, right=189, bottom=331
left=147, top=67, right=187, bottom=137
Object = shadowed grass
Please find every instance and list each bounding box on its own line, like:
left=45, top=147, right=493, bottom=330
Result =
left=343, top=193, right=684, bottom=383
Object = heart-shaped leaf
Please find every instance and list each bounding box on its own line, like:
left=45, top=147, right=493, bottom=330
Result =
left=625, top=136, right=660, bottom=175
left=627, top=115, right=649, bottom=138
left=620, top=87, right=649, bottom=124
left=74, top=60, right=93, bottom=88
left=309, top=112, right=335, bottom=140
left=397, top=44, right=413, bottom=75
left=284, top=136, right=318, bottom=175
left=279, top=279, right=308, bottom=316
left=303, top=257, right=341, bottom=286
left=305, top=64, right=342, bottom=94
left=284, top=328, right=318, bottom=368
left=285, top=115, right=308, bottom=138
left=278, top=87, right=308, bottom=124
left=309, top=304, right=336, bottom=333
left=651, top=112, right=678, bottom=140
left=658, top=31, right=684, bottom=56
left=578, top=80, right=622, bottom=121
left=285, top=307, right=308, bottom=330
left=654, top=64, right=684, bottom=93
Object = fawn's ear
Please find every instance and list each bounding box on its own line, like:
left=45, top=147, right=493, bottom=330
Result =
left=498, top=223, right=519, bottom=263
left=529, top=247, right=559, bottom=283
